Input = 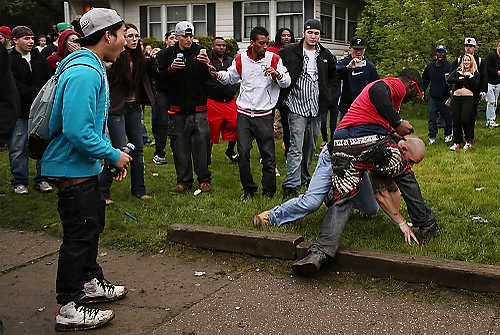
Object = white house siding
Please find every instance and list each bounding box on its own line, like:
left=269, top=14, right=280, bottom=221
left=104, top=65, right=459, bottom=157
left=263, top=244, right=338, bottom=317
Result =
left=215, top=0, right=234, bottom=38
left=72, top=0, right=362, bottom=57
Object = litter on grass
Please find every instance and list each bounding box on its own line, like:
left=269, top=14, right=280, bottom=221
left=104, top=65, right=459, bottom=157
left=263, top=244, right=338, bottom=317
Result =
left=471, top=216, right=488, bottom=224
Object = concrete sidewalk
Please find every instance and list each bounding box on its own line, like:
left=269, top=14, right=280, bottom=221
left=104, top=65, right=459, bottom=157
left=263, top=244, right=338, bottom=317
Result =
left=0, top=229, right=498, bottom=334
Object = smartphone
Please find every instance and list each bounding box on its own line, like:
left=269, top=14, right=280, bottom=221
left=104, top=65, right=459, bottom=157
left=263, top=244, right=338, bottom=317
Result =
left=199, top=49, right=207, bottom=56
left=355, top=59, right=366, bottom=68
left=177, top=53, right=184, bottom=63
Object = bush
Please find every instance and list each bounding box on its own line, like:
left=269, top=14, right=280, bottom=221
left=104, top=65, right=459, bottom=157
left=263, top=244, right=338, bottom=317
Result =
left=141, top=36, right=240, bottom=57
left=141, top=37, right=164, bottom=49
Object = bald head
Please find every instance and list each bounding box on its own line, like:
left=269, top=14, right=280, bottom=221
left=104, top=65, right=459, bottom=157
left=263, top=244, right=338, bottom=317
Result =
left=398, top=136, right=426, bottom=163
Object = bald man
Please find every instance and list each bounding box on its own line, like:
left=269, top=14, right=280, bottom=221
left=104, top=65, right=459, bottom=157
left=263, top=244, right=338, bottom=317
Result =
left=293, top=135, right=429, bottom=275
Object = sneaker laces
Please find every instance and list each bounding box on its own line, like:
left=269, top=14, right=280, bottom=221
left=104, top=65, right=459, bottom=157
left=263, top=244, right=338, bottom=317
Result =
left=96, top=278, right=115, bottom=294
left=75, top=303, right=100, bottom=321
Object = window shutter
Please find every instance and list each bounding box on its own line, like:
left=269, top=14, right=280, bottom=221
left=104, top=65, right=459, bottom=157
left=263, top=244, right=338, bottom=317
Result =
left=207, top=3, right=216, bottom=37
left=139, top=6, right=148, bottom=38
left=304, top=0, right=314, bottom=21
left=233, top=2, right=242, bottom=42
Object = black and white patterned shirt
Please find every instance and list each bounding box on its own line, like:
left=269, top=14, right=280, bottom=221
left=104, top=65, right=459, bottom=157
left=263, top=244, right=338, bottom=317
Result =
left=284, top=46, right=320, bottom=117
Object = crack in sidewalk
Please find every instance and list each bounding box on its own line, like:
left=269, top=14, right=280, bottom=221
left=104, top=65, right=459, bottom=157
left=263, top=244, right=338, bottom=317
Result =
left=0, top=251, right=59, bottom=276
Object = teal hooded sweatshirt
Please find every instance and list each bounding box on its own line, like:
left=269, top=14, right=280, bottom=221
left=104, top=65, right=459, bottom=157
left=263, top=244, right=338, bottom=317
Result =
left=42, top=49, right=121, bottom=178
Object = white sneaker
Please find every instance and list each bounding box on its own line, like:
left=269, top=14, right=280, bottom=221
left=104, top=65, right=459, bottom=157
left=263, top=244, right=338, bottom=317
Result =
left=35, top=181, right=53, bottom=193
left=428, top=138, right=436, bottom=145
left=275, top=167, right=280, bottom=177
left=487, top=121, right=499, bottom=128
left=449, top=143, right=460, bottom=151
left=152, top=155, right=167, bottom=165
left=55, top=301, right=114, bottom=332
left=463, top=141, right=472, bottom=151
left=13, top=185, right=28, bottom=195
left=82, top=278, right=128, bottom=303
left=444, top=135, right=453, bottom=143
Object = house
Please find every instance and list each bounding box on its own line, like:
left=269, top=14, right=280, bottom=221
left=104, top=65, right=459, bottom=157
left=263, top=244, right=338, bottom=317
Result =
left=67, top=0, right=364, bottom=55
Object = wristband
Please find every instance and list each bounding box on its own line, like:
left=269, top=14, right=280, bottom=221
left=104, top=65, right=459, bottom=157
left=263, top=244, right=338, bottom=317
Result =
left=398, top=220, right=407, bottom=227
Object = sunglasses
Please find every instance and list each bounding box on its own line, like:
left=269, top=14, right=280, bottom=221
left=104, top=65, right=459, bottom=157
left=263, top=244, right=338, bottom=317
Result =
left=411, top=80, right=422, bottom=98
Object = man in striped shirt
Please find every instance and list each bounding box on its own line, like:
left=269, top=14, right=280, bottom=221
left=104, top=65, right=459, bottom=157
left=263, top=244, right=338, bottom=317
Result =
left=277, top=19, right=337, bottom=199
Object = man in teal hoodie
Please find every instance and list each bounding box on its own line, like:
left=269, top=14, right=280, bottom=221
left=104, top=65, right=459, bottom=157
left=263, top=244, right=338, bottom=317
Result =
left=41, top=8, right=132, bottom=332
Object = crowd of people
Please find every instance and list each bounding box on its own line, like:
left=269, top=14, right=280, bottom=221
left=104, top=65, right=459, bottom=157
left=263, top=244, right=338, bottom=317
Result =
left=0, top=6, right=499, bottom=332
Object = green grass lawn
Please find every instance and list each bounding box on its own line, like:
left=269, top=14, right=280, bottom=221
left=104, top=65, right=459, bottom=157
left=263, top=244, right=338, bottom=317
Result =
left=1, top=103, right=499, bottom=265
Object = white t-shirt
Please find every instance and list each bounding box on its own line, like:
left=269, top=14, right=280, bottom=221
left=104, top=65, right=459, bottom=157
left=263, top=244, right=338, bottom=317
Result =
left=36, top=46, right=45, bottom=53
left=303, top=48, right=317, bottom=80
left=22, top=53, right=32, bottom=71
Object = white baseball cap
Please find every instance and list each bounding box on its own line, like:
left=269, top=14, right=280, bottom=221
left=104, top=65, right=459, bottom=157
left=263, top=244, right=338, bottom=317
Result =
left=175, top=21, right=194, bottom=36
left=464, top=37, right=477, bottom=46
left=77, top=8, right=123, bottom=41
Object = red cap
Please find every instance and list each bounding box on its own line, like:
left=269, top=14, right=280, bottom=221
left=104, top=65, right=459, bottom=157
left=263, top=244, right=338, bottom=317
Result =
left=0, top=26, right=12, bottom=38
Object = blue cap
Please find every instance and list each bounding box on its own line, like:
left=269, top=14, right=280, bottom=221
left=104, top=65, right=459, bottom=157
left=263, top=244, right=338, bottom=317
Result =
left=436, top=45, right=447, bottom=52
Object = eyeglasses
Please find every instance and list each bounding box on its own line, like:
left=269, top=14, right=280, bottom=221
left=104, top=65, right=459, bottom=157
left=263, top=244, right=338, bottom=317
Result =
left=126, top=34, right=140, bottom=40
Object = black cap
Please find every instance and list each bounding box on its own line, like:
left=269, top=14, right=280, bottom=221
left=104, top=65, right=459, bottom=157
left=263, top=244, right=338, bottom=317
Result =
left=304, top=19, right=322, bottom=32
left=350, top=36, right=367, bottom=49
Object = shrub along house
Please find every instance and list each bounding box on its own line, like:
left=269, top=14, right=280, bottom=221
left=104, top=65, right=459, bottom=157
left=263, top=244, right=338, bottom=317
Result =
left=67, top=0, right=363, bottom=55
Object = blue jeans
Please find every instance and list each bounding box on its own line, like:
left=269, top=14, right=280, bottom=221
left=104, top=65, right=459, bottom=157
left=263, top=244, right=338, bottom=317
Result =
left=140, top=105, right=150, bottom=142
left=428, top=97, right=452, bottom=139
left=7, top=118, right=44, bottom=186
left=100, top=102, right=146, bottom=199
left=282, top=113, right=321, bottom=190
left=270, top=146, right=379, bottom=226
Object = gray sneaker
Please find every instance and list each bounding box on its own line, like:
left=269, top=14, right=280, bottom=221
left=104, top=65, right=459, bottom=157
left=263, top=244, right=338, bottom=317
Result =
left=35, top=181, right=53, bottom=193
left=14, top=185, right=28, bottom=195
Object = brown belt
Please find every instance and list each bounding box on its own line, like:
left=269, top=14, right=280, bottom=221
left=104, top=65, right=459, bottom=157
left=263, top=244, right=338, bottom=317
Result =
left=52, top=177, right=93, bottom=190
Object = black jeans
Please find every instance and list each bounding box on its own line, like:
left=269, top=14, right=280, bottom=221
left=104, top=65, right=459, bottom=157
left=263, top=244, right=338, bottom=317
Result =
left=394, top=170, right=436, bottom=228
left=237, top=113, right=276, bottom=196
left=174, top=112, right=211, bottom=188
left=277, top=103, right=290, bottom=158
left=451, top=95, right=475, bottom=144
left=56, top=177, right=105, bottom=305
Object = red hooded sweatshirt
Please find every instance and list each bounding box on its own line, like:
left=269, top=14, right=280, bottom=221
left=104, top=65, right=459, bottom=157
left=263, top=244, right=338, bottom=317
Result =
left=46, top=29, right=80, bottom=72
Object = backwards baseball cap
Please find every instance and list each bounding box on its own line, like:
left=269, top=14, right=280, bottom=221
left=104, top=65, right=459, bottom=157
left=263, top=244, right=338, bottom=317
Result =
left=304, top=19, right=322, bottom=32
left=464, top=37, right=476, bottom=46
left=436, top=45, right=447, bottom=52
left=175, top=21, right=194, bottom=36
left=0, top=26, right=12, bottom=38
left=164, top=30, right=175, bottom=39
left=11, top=26, right=34, bottom=39
left=76, top=8, right=123, bottom=42
left=56, top=22, right=73, bottom=32
left=350, top=36, right=367, bottom=49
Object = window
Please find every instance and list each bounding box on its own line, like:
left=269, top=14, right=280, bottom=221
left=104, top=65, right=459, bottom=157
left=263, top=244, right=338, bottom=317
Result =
left=148, top=6, right=162, bottom=40
left=320, top=2, right=332, bottom=40
left=334, top=6, right=346, bottom=41
left=193, top=4, right=207, bottom=36
left=276, top=1, right=302, bottom=39
left=166, top=6, right=187, bottom=33
left=347, top=8, right=359, bottom=40
left=243, top=2, right=269, bottom=39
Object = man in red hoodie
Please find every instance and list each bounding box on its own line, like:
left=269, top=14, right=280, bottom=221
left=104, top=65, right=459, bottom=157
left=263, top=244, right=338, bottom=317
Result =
left=46, top=29, right=81, bottom=72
